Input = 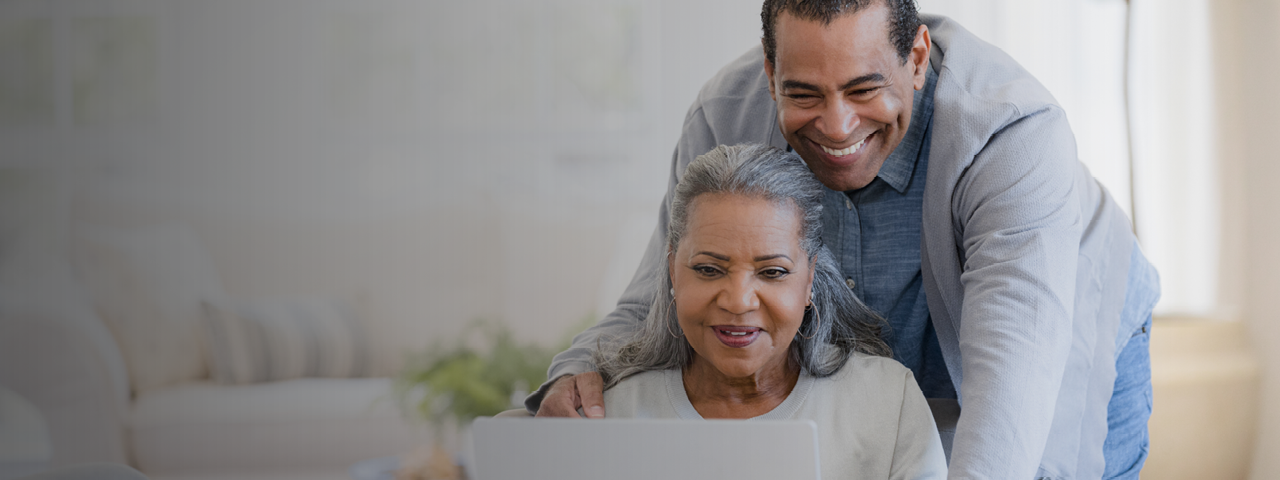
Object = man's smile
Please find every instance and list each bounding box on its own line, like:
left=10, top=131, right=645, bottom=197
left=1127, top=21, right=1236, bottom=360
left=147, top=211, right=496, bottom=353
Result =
left=817, top=131, right=875, bottom=158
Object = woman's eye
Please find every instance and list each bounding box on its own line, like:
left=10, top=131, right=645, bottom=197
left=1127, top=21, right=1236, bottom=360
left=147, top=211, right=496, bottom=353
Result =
left=693, top=265, right=722, bottom=277
left=760, top=268, right=789, bottom=279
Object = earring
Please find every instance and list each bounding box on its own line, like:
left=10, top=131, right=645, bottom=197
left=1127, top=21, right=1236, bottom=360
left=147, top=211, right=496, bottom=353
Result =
left=667, top=288, right=683, bottom=338
left=800, top=294, right=820, bottom=340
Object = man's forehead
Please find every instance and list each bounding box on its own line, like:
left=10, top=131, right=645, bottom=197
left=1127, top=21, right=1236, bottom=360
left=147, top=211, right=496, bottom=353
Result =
left=772, top=6, right=895, bottom=62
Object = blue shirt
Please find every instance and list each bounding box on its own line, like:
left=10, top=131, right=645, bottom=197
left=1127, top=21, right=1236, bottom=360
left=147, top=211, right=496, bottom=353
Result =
left=810, top=65, right=955, bottom=399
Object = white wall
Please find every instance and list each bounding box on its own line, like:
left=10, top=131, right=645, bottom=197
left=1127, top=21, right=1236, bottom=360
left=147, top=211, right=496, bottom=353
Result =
left=0, top=0, right=1234, bottom=375
left=0, top=0, right=766, bottom=372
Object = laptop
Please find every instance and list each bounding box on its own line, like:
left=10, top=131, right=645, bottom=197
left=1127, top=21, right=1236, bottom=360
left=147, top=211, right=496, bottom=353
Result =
left=470, top=417, right=820, bottom=480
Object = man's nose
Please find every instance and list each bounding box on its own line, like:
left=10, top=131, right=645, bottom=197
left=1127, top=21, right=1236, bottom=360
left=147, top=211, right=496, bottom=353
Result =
left=815, top=100, right=858, bottom=141
left=718, top=274, right=761, bottom=315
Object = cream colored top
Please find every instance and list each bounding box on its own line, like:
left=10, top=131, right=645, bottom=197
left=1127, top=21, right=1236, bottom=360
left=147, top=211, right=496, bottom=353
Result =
left=604, top=353, right=947, bottom=480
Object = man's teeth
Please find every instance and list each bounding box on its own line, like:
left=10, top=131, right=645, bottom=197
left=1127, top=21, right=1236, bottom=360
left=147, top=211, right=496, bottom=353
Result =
left=821, top=137, right=867, bottom=156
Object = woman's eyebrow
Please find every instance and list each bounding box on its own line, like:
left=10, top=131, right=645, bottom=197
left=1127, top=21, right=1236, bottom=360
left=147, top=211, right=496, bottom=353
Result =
left=753, top=254, right=792, bottom=262
left=693, top=251, right=730, bottom=261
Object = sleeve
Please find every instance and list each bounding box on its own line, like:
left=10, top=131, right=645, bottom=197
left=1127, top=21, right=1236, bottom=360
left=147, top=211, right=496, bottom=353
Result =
left=944, top=106, right=1083, bottom=479
left=524, top=104, right=722, bottom=413
left=890, top=371, right=949, bottom=480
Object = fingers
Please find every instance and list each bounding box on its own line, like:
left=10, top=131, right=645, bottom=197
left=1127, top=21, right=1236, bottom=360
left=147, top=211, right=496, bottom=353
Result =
left=534, top=375, right=581, bottom=418
left=576, top=372, right=605, bottom=419
left=532, top=373, right=607, bottom=418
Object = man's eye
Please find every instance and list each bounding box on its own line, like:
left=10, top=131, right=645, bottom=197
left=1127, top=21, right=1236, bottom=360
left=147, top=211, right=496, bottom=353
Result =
left=850, top=87, right=879, bottom=97
left=786, top=94, right=820, bottom=105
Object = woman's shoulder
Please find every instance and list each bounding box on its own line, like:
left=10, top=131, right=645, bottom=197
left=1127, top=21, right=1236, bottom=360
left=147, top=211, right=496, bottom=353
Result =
left=606, top=369, right=668, bottom=395
left=830, top=352, right=914, bottom=382
left=817, top=352, right=916, bottom=399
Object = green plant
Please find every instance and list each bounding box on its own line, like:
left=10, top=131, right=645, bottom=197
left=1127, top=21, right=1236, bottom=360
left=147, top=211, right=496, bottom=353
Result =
left=395, top=319, right=582, bottom=426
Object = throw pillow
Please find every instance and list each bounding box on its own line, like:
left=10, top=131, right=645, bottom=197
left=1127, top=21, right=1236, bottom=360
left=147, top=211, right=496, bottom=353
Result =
left=72, top=224, right=224, bottom=392
left=201, top=297, right=369, bottom=384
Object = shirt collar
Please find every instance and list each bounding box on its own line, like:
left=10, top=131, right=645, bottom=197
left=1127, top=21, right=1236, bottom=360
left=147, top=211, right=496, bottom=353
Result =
left=874, top=62, right=938, bottom=194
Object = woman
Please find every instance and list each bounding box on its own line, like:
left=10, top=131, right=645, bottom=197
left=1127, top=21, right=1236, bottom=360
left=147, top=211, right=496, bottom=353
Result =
left=595, top=144, right=947, bottom=479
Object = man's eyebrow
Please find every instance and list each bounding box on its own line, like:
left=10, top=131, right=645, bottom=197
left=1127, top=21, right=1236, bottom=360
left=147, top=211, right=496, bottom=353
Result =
left=754, top=253, right=793, bottom=262
left=693, top=251, right=730, bottom=261
left=780, top=74, right=886, bottom=92
left=781, top=80, right=821, bottom=92
left=840, top=73, right=886, bottom=90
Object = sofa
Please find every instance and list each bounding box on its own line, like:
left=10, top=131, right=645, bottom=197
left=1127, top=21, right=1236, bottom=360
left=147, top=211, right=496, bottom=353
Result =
left=0, top=217, right=427, bottom=480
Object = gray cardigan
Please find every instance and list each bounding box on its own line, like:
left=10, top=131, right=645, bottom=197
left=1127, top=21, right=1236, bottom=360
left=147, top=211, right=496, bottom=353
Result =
left=538, top=14, right=1142, bottom=480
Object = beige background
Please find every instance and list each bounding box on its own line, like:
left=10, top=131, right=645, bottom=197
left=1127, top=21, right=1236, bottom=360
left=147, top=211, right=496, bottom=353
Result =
left=1213, top=0, right=1280, bottom=477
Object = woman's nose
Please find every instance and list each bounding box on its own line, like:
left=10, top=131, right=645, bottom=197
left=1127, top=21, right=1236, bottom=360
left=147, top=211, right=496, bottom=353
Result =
left=718, top=275, right=760, bottom=315
left=815, top=100, right=858, bottom=141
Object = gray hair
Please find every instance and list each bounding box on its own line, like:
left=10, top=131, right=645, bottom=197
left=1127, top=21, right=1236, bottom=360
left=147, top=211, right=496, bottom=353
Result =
left=595, top=144, right=890, bottom=388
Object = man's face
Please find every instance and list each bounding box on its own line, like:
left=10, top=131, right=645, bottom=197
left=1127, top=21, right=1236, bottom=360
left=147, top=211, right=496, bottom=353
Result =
left=764, top=5, right=930, bottom=191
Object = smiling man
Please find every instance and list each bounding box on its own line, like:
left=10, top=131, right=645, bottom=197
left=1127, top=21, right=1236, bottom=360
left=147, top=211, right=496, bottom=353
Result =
left=529, top=1, right=1160, bottom=479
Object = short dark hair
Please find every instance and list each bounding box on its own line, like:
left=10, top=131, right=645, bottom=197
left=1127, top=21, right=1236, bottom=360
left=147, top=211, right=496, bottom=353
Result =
left=761, top=0, right=921, bottom=66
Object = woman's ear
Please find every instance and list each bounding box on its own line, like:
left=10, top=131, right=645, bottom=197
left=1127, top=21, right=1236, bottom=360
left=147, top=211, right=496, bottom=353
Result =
left=667, top=248, right=676, bottom=290
left=807, top=255, right=818, bottom=303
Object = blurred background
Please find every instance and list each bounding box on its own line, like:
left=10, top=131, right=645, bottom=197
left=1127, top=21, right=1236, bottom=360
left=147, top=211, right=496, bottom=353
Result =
left=0, top=0, right=1275, bottom=479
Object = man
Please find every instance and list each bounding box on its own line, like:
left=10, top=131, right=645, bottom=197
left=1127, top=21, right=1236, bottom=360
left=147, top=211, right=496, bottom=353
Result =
left=528, top=1, right=1160, bottom=479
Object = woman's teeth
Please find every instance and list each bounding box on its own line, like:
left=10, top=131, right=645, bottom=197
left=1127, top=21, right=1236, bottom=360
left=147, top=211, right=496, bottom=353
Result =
left=820, top=136, right=867, bottom=156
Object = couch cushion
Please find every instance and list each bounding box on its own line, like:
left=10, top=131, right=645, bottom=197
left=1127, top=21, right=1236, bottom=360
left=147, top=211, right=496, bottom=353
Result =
left=72, top=224, right=224, bottom=392
left=130, top=378, right=424, bottom=474
left=202, top=297, right=369, bottom=384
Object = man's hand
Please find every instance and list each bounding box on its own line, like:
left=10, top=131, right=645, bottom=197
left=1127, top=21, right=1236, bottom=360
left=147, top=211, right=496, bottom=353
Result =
left=535, top=372, right=605, bottom=418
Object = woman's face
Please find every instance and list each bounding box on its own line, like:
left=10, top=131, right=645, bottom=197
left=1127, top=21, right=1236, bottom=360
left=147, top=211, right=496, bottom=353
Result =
left=670, top=193, right=814, bottom=380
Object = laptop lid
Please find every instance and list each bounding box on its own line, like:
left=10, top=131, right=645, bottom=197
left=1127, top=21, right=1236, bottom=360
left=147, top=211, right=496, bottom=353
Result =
left=470, top=417, right=820, bottom=480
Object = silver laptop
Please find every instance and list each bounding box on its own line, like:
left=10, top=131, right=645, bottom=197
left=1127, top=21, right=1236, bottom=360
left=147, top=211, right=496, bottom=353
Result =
left=470, top=417, right=820, bottom=480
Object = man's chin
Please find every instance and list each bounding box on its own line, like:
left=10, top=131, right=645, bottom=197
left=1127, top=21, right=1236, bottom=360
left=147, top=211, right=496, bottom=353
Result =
left=795, top=149, right=880, bottom=191
left=805, top=164, right=876, bottom=192
left=819, top=176, right=873, bottom=192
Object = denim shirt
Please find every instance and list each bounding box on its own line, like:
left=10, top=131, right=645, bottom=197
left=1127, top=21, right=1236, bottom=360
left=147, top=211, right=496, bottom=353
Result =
left=812, top=65, right=955, bottom=399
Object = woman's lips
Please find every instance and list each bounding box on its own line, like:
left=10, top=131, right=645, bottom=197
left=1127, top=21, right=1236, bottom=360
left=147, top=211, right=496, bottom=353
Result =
left=712, top=326, right=762, bottom=348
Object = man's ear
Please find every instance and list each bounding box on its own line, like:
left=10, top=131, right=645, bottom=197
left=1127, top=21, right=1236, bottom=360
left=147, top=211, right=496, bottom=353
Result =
left=911, top=24, right=931, bottom=91
left=762, top=42, right=777, bottom=101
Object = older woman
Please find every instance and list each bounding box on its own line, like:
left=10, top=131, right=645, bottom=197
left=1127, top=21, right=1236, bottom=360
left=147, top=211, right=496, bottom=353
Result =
left=595, top=144, right=947, bottom=479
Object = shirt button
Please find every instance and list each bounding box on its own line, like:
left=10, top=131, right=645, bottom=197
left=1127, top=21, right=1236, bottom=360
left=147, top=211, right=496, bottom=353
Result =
left=845, top=278, right=856, bottom=290
left=845, top=197, right=853, bottom=210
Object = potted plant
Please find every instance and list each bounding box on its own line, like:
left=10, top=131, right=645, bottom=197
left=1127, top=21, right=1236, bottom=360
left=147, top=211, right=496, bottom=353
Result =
left=391, top=319, right=576, bottom=480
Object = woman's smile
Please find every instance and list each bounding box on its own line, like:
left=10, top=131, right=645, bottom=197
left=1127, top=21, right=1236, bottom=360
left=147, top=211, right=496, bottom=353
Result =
left=711, top=326, right=762, bottom=348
